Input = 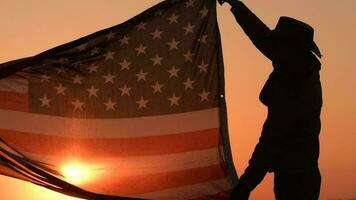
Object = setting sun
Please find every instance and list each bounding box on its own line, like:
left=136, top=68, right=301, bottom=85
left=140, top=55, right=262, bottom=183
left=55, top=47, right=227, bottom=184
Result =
left=1, top=0, right=356, bottom=199
left=60, top=161, right=93, bottom=185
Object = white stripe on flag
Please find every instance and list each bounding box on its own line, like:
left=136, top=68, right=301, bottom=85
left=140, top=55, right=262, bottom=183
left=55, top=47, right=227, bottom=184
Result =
left=0, top=78, right=28, bottom=93
left=0, top=108, right=220, bottom=138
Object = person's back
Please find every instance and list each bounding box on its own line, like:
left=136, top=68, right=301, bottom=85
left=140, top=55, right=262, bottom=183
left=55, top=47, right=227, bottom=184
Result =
left=218, top=0, right=323, bottom=199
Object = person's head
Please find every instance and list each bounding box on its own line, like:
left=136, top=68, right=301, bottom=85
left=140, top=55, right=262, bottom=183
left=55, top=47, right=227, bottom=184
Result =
left=269, top=16, right=322, bottom=60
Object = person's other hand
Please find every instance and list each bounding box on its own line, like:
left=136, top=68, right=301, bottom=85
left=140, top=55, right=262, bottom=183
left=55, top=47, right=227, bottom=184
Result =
left=218, top=0, right=237, bottom=6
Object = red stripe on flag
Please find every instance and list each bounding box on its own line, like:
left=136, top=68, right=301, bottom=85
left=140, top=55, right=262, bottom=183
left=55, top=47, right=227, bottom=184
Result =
left=0, top=128, right=220, bottom=157
left=0, top=91, right=28, bottom=112
left=86, top=164, right=226, bottom=195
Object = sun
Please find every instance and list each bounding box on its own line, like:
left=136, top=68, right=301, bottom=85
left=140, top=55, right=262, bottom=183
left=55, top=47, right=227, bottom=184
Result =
left=60, top=161, right=92, bottom=185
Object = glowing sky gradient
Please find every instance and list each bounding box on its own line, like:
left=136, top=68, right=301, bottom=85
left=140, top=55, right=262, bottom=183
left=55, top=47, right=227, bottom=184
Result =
left=0, top=0, right=355, bottom=199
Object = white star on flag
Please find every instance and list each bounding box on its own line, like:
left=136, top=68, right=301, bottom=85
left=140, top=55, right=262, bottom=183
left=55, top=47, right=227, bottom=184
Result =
left=119, top=59, right=131, bottom=70
left=151, top=81, right=164, bottom=94
left=71, top=98, right=84, bottom=111
left=136, top=69, right=148, bottom=81
left=87, top=85, right=99, bottom=97
left=136, top=22, right=147, bottom=30
left=104, top=51, right=115, bottom=60
left=167, top=38, right=180, bottom=50
left=183, top=78, right=195, bottom=90
left=183, top=50, right=194, bottom=62
left=200, top=7, right=209, bottom=18
left=103, top=73, right=116, bottom=84
left=54, top=84, right=67, bottom=95
left=90, top=47, right=99, bottom=55
left=105, top=31, right=116, bottom=40
left=185, top=0, right=196, bottom=8
left=88, top=64, right=99, bottom=73
left=198, top=60, right=209, bottom=73
left=40, top=75, right=50, bottom=82
left=72, top=75, right=83, bottom=84
left=168, top=93, right=181, bottom=106
left=119, top=35, right=130, bottom=46
left=104, top=98, right=117, bottom=111
left=39, top=95, right=51, bottom=107
left=150, top=29, right=163, bottom=39
left=199, top=89, right=210, bottom=101
left=167, top=13, right=179, bottom=24
left=151, top=54, right=163, bottom=66
left=76, top=43, right=87, bottom=51
left=119, top=84, right=132, bottom=96
left=136, top=96, right=149, bottom=109
left=183, top=23, right=195, bottom=34
left=167, top=66, right=180, bottom=78
left=135, top=44, right=148, bottom=55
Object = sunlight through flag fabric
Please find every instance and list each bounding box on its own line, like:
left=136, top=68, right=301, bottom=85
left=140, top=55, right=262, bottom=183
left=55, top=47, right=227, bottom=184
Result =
left=0, top=0, right=238, bottom=199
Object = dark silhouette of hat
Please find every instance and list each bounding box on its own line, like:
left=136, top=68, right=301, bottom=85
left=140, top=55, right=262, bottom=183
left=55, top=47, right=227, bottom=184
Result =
left=270, top=16, right=322, bottom=58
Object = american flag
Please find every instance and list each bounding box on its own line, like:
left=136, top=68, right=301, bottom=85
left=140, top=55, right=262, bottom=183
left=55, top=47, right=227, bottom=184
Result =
left=0, top=0, right=237, bottom=199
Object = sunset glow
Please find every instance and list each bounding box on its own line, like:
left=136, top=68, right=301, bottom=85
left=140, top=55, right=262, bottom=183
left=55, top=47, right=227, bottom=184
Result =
left=61, top=161, right=92, bottom=185
left=60, top=160, right=98, bottom=185
left=1, top=0, right=356, bottom=199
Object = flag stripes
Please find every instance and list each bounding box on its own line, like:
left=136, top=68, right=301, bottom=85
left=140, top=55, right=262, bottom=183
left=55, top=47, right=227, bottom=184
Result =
left=0, top=108, right=220, bottom=138
left=0, top=128, right=220, bottom=157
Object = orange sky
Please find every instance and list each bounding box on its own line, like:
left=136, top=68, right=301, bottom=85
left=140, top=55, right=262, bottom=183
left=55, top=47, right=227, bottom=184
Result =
left=0, top=0, right=355, bottom=199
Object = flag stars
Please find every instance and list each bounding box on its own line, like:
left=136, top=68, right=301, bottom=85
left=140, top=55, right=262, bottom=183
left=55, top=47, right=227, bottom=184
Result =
left=167, top=38, right=180, bottom=50
left=167, top=66, right=180, bottom=78
left=135, top=44, right=148, bottom=55
left=90, top=47, right=99, bottom=56
left=200, top=7, right=209, bottom=18
left=59, top=58, right=69, bottom=64
left=56, top=67, right=66, bottom=74
left=167, top=13, right=179, bottom=24
left=119, top=59, right=131, bottom=70
left=87, top=85, right=99, bottom=97
left=40, top=75, right=50, bottom=82
left=104, top=51, right=115, bottom=60
left=185, top=0, right=196, bottom=8
left=105, top=31, right=116, bottom=40
left=119, top=35, right=130, bottom=46
left=183, top=78, right=195, bottom=90
left=151, top=54, right=163, bottom=66
left=119, top=84, right=132, bottom=96
left=151, top=81, right=164, bottom=94
left=136, top=22, right=147, bottom=30
left=72, top=98, right=84, bottom=111
left=72, top=75, right=83, bottom=84
left=103, top=73, right=116, bottom=84
left=104, top=98, right=117, bottom=111
left=54, top=84, right=67, bottom=95
left=198, top=35, right=208, bottom=44
left=150, top=29, right=163, bottom=39
left=198, top=60, right=209, bottom=73
left=88, top=64, right=99, bottom=73
left=154, top=9, right=163, bottom=16
left=136, top=96, right=149, bottom=109
left=39, top=95, right=51, bottom=107
left=136, top=69, right=148, bottom=81
left=183, top=23, right=195, bottom=35
left=199, top=89, right=210, bottom=102
left=168, top=93, right=181, bottom=107
left=183, top=50, right=194, bottom=62
left=76, top=43, right=87, bottom=51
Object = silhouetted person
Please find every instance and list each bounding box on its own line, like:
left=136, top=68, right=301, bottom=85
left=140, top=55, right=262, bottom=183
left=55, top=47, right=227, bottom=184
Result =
left=218, top=0, right=323, bottom=199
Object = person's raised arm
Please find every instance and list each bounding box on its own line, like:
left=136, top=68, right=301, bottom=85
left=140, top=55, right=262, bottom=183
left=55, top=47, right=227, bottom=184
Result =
left=220, top=0, right=273, bottom=60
